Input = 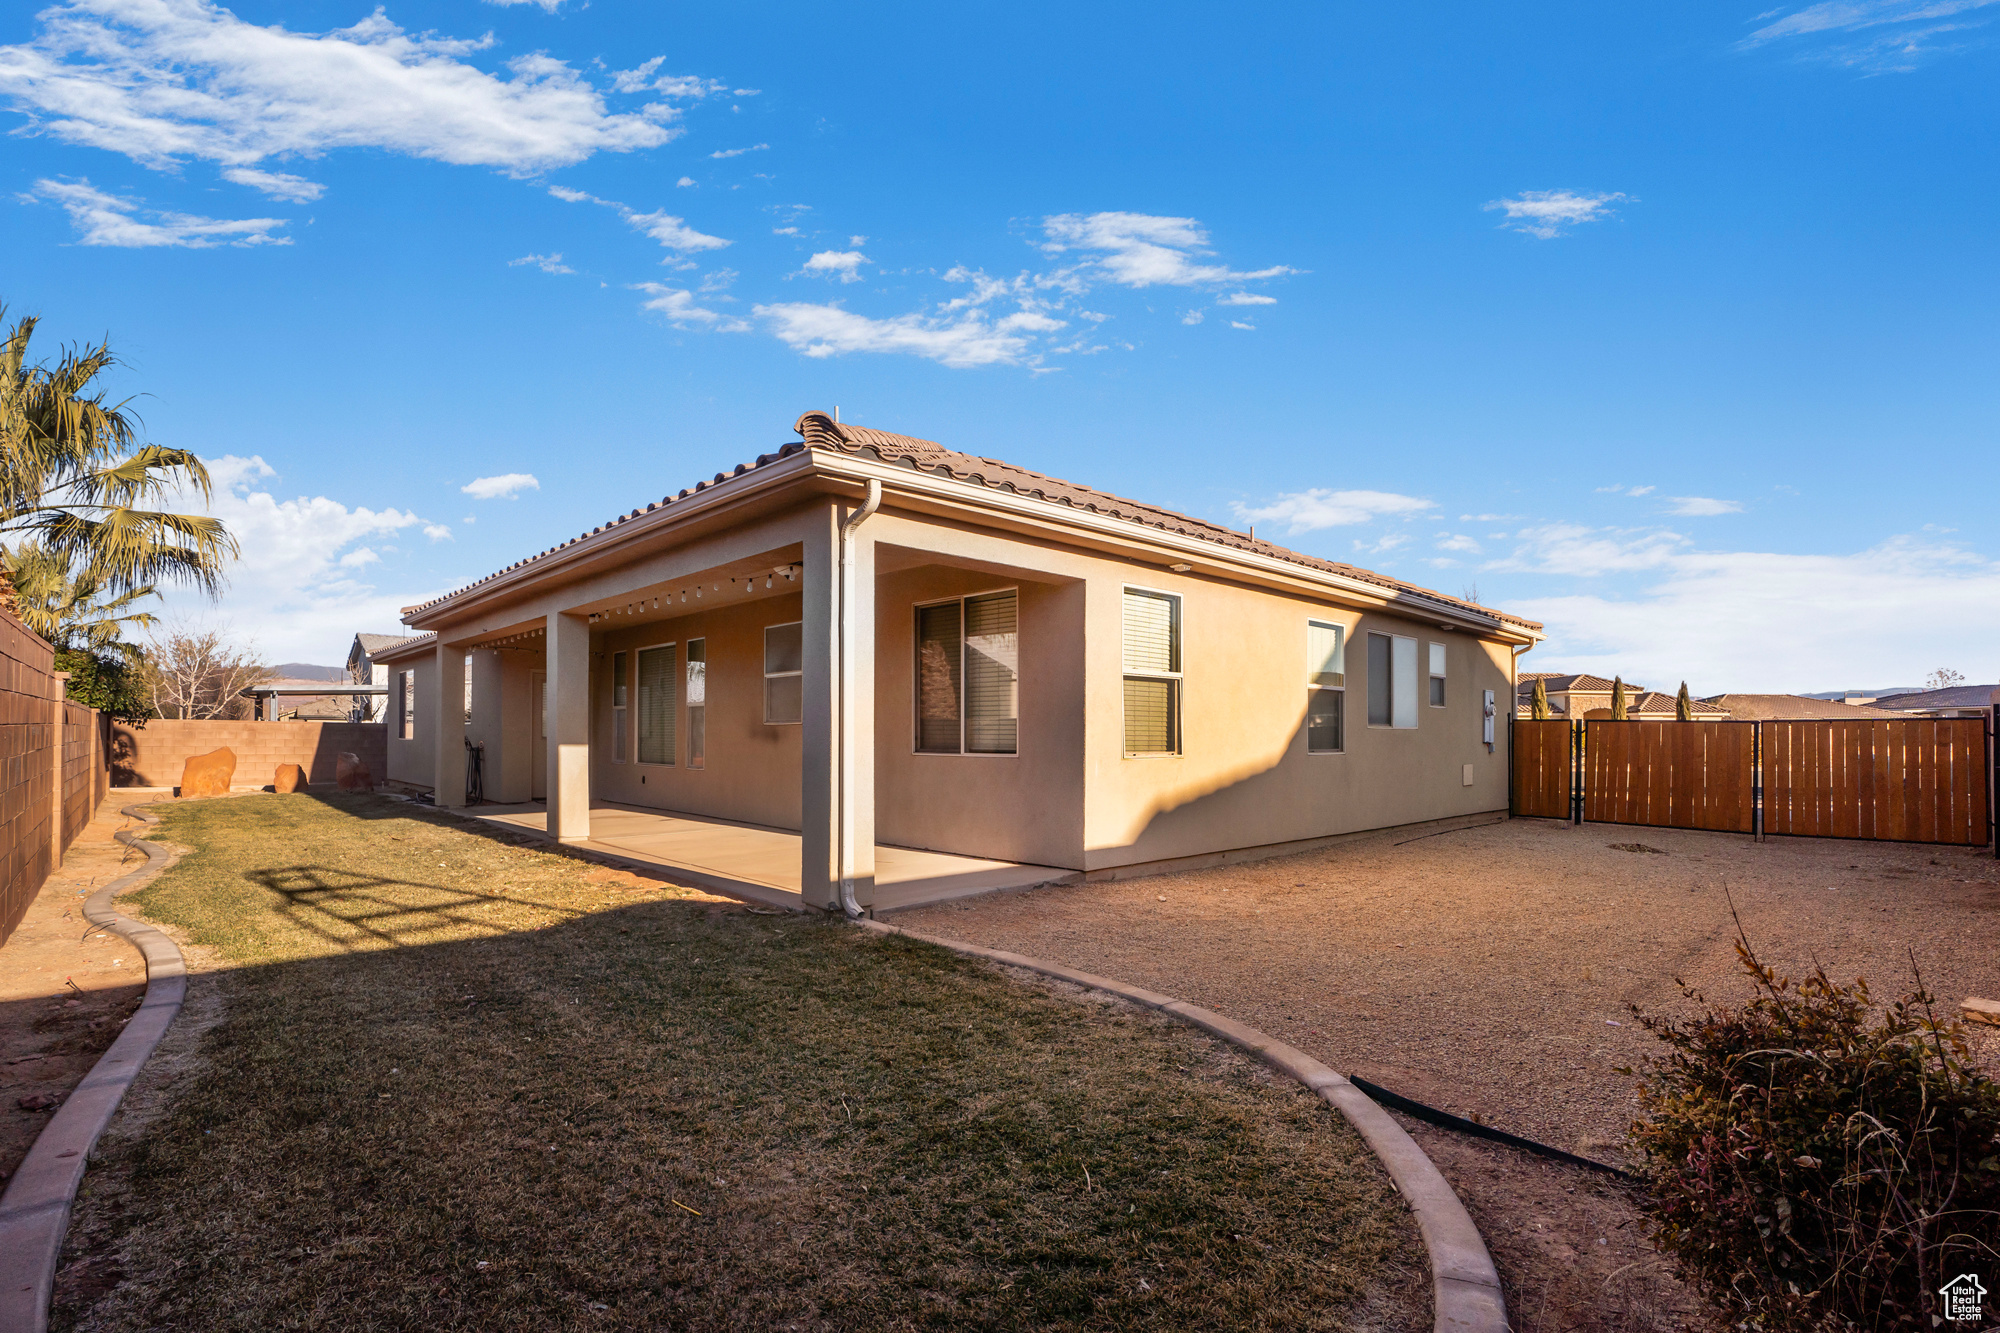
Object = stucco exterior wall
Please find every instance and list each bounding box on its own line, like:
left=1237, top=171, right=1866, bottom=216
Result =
left=382, top=655, right=435, bottom=791
left=109, top=719, right=387, bottom=790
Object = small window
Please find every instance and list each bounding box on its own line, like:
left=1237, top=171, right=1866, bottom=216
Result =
left=1429, top=642, right=1446, bottom=708
left=1367, top=632, right=1419, bottom=729
left=915, top=591, right=1018, bottom=755
left=611, top=651, right=628, bottom=763
left=638, top=644, right=677, bottom=764
left=686, top=639, right=706, bottom=769
left=1306, top=620, right=1344, bottom=753
left=765, top=622, right=803, bottom=725
left=1123, top=588, right=1181, bottom=755
left=398, top=671, right=414, bottom=739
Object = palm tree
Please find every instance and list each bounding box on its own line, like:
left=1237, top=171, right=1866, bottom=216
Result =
left=2, top=543, right=157, bottom=654
left=0, top=307, right=236, bottom=615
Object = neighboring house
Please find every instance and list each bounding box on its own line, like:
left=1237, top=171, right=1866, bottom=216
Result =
left=381, top=411, right=1544, bottom=911
left=242, top=678, right=368, bottom=722
left=1864, top=684, right=2000, bottom=719
left=1699, top=693, right=1905, bottom=721
left=347, top=633, right=417, bottom=721
left=1514, top=674, right=1730, bottom=720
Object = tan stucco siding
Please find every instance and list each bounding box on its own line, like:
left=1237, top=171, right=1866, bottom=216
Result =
left=382, top=655, right=435, bottom=790
left=590, top=591, right=806, bottom=831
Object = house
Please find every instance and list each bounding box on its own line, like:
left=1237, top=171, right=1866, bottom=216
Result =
left=242, top=677, right=376, bottom=721
left=378, top=411, right=1543, bottom=913
left=1699, top=693, right=1904, bottom=721
left=1864, top=684, right=2000, bottom=719
left=1515, top=674, right=1730, bottom=720
left=346, top=633, right=417, bottom=722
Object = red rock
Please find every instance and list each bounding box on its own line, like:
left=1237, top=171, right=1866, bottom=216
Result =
left=180, top=747, right=236, bottom=798
left=335, top=752, right=373, bottom=792
left=274, top=762, right=304, bottom=794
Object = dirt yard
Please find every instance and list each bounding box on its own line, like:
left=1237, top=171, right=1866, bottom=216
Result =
left=893, top=816, right=2000, bottom=1333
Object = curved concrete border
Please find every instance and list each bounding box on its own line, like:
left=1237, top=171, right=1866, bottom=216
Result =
left=0, top=803, right=186, bottom=1333
left=854, top=919, right=1507, bottom=1333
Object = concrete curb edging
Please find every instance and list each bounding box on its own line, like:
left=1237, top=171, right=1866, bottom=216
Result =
left=852, top=918, right=1507, bottom=1333
left=0, top=803, right=186, bottom=1333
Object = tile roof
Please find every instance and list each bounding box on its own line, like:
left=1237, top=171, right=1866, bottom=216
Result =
left=405, top=412, right=1541, bottom=633
left=1513, top=674, right=1648, bottom=694
left=353, top=633, right=416, bottom=655
left=1866, top=684, right=2000, bottom=711
left=1700, top=693, right=1906, bottom=720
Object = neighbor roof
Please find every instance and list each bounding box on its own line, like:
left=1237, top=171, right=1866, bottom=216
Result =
left=405, top=412, right=1542, bottom=634
left=1700, top=693, right=1904, bottom=720
left=1867, top=684, right=1999, bottom=711
left=353, top=632, right=416, bottom=656
left=1513, top=674, right=1648, bottom=694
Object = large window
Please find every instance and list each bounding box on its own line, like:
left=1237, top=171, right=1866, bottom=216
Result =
left=611, top=651, right=628, bottom=763
left=764, top=622, right=803, bottom=725
left=686, top=639, right=706, bottom=769
left=1122, top=588, right=1180, bottom=755
left=1429, top=641, right=1447, bottom=708
left=638, top=643, right=677, bottom=764
left=1306, top=620, right=1345, bottom=753
left=1367, top=632, right=1418, bottom=729
left=915, top=590, right=1018, bottom=755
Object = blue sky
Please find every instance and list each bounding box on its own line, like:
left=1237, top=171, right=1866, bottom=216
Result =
left=2, top=0, right=1996, bottom=690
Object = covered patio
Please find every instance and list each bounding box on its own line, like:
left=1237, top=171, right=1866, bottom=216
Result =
left=469, top=800, right=1077, bottom=913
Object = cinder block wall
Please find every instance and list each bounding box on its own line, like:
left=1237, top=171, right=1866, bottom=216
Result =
left=110, top=720, right=388, bottom=789
left=0, top=611, right=56, bottom=944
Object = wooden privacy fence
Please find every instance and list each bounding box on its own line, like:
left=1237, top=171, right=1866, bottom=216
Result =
left=1511, top=715, right=1994, bottom=848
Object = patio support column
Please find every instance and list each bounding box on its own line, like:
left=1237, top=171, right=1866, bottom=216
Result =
left=547, top=611, right=591, bottom=843
left=801, top=496, right=878, bottom=913
left=434, top=642, right=467, bottom=807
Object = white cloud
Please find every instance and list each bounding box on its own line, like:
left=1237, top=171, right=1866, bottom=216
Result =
left=423, top=523, right=455, bottom=541
left=484, top=0, right=566, bottom=9
left=1741, top=0, right=1997, bottom=65
left=220, top=165, right=323, bottom=201
left=461, top=472, right=540, bottom=500
left=676, top=175, right=694, bottom=187
left=547, top=185, right=728, bottom=253
left=1353, top=533, right=1410, bottom=556
left=1484, top=190, right=1627, bottom=239
left=1181, top=310, right=1204, bottom=325
left=1232, top=489, right=1436, bottom=534
left=1460, top=513, right=1520, bottom=522
left=508, top=251, right=573, bottom=273
left=1485, top=523, right=1688, bottom=575
left=1229, top=320, right=1255, bottom=330
left=25, top=177, right=287, bottom=247
left=1517, top=536, right=2000, bottom=691
left=148, top=454, right=439, bottom=663
left=755, top=302, right=1061, bottom=369
left=1042, top=212, right=1296, bottom=288
left=801, top=250, right=868, bottom=282
left=1664, top=495, right=1744, bottom=516
left=1437, top=533, right=1482, bottom=553
left=709, top=142, right=768, bottom=158
left=0, top=0, right=697, bottom=174
left=1628, top=485, right=1656, bottom=497
left=1596, top=483, right=1655, bottom=496
left=634, top=283, right=749, bottom=331
left=849, top=234, right=866, bottom=246
left=1217, top=292, right=1277, bottom=306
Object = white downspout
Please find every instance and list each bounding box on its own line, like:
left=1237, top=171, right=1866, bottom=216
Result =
left=836, top=478, right=882, bottom=917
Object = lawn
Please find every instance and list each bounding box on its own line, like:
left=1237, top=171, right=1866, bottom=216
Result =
left=56, top=792, right=1421, bottom=1332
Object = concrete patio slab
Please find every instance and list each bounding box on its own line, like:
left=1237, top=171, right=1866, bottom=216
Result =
left=468, top=801, right=1077, bottom=912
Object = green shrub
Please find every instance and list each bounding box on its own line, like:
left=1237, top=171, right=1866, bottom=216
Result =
left=1624, top=940, right=2000, bottom=1331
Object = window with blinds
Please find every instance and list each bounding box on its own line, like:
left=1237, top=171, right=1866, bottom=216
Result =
left=914, top=591, right=1017, bottom=755
left=1366, top=631, right=1419, bottom=729
left=637, top=644, right=677, bottom=764
left=686, top=639, right=706, bottom=769
left=765, top=622, right=803, bottom=725
left=1428, top=641, right=1446, bottom=707
left=1122, top=588, right=1180, bottom=755
left=1307, top=620, right=1344, bottom=753
left=611, top=651, right=628, bottom=763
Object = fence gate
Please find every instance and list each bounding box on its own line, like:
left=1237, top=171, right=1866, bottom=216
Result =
left=1510, top=714, right=1994, bottom=849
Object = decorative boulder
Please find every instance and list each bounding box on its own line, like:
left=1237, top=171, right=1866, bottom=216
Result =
left=179, top=747, right=236, bottom=798
left=274, top=762, right=304, bottom=794
left=335, top=752, right=374, bottom=793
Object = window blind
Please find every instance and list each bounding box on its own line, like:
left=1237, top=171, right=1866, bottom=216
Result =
left=1428, top=641, right=1446, bottom=707
left=1367, top=633, right=1391, bottom=726
left=1307, top=621, right=1344, bottom=686
left=638, top=644, right=677, bottom=764
left=963, top=591, right=1018, bottom=754
left=1123, top=678, right=1176, bottom=754
left=915, top=602, right=962, bottom=752
left=1392, top=635, right=1418, bottom=729
left=1122, top=590, right=1178, bottom=673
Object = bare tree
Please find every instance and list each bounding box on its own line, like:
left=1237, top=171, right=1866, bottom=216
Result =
left=1925, top=667, right=1964, bottom=691
left=1460, top=581, right=1481, bottom=605
left=139, top=626, right=271, bottom=719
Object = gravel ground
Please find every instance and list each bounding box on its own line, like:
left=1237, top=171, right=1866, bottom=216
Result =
left=892, top=816, right=2000, bottom=1333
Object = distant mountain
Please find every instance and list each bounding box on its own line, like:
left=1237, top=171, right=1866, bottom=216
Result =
left=271, top=662, right=348, bottom=682
left=1799, top=687, right=1924, bottom=700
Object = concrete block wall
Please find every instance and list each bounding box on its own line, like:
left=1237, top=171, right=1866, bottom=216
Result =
left=0, top=611, right=56, bottom=945
left=110, top=719, right=388, bottom=790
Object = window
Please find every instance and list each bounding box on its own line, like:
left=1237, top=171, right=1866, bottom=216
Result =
left=1428, top=642, right=1447, bottom=708
left=611, top=651, right=628, bottom=763
left=686, top=639, right=706, bottom=769
left=1123, top=588, right=1180, bottom=755
left=1306, top=620, right=1345, bottom=753
left=915, top=591, right=1018, bottom=755
left=638, top=644, right=677, bottom=764
left=398, top=671, right=414, bottom=739
left=1367, top=632, right=1419, bottom=728
left=764, top=622, right=803, bottom=725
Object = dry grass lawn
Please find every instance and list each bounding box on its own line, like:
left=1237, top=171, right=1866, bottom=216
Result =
left=54, top=792, right=1424, bottom=1332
